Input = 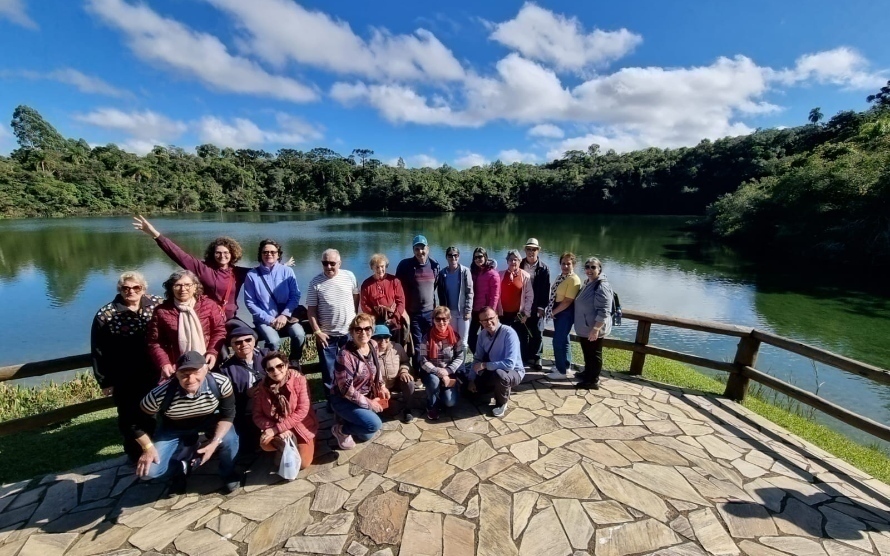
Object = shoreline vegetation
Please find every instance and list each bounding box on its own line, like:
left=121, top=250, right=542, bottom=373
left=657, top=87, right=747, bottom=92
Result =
left=3, top=87, right=889, bottom=267
left=2, top=345, right=887, bottom=484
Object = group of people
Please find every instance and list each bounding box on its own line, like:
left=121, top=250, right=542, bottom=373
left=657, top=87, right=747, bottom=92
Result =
left=90, top=217, right=614, bottom=493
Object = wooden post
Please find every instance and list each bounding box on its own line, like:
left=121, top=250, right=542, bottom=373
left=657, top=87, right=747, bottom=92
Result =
left=628, top=320, right=651, bottom=375
left=724, top=335, right=761, bottom=400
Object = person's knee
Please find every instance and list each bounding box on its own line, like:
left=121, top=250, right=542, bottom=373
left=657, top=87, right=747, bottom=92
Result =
left=443, top=392, right=458, bottom=408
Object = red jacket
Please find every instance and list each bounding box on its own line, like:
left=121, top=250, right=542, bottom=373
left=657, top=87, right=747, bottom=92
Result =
left=252, top=371, right=319, bottom=443
left=147, top=296, right=226, bottom=371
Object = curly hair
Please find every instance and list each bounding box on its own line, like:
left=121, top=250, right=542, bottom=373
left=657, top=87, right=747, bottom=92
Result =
left=204, top=237, right=243, bottom=266
left=257, top=239, right=283, bottom=263
left=162, top=269, right=204, bottom=301
left=117, top=271, right=148, bottom=292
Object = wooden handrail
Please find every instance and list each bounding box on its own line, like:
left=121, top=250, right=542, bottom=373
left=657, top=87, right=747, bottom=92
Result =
left=621, top=309, right=755, bottom=338
left=0, top=354, right=93, bottom=383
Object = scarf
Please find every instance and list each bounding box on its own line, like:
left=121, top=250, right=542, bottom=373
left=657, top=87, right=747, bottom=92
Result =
left=264, top=368, right=293, bottom=422
left=428, top=324, right=459, bottom=361
left=545, top=273, right=568, bottom=321
left=174, top=297, right=206, bottom=356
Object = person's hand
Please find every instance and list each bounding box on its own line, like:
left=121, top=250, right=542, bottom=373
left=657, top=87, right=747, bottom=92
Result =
left=196, top=438, right=220, bottom=465
left=464, top=313, right=471, bottom=321
left=518, top=313, right=528, bottom=323
left=102, top=386, right=114, bottom=396
left=368, top=399, right=384, bottom=413
left=473, top=362, right=485, bottom=373
left=205, top=353, right=217, bottom=369
left=161, top=364, right=175, bottom=379
left=272, top=315, right=288, bottom=330
left=279, top=429, right=295, bottom=442
left=136, top=446, right=159, bottom=478
left=133, top=215, right=160, bottom=239
left=285, top=257, right=295, bottom=267
left=379, top=386, right=391, bottom=400
left=315, top=330, right=330, bottom=348
left=536, top=308, right=545, bottom=318
left=468, top=381, right=477, bottom=393
left=260, top=428, right=275, bottom=445
left=443, top=376, right=457, bottom=388
left=588, top=328, right=601, bottom=342
left=399, top=372, right=412, bottom=383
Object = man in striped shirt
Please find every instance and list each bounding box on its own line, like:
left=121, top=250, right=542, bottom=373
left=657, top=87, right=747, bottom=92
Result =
left=307, top=248, right=360, bottom=399
left=135, top=351, right=240, bottom=494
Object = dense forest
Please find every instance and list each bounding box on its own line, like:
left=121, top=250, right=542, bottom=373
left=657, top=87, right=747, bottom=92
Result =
left=1, top=82, right=888, bottom=265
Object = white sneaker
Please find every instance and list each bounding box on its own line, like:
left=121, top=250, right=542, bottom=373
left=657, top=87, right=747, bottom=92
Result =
left=546, top=370, right=569, bottom=381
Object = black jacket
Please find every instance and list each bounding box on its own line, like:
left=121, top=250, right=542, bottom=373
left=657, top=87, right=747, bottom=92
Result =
left=521, top=258, right=551, bottom=312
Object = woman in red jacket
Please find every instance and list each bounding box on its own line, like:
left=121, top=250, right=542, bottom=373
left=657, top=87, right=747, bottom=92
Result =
left=147, top=270, right=226, bottom=379
left=253, top=351, right=318, bottom=470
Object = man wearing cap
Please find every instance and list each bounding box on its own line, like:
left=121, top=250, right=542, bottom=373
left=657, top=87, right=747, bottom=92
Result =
left=307, top=248, right=360, bottom=399
left=371, top=325, right=417, bottom=422
left=395, top=235, right=440, bottom=365
left=520, top=238, right=550, bottom=370
left=135, top=351, right=240, bottom=494
left=218, top=324, right=268, bottom=452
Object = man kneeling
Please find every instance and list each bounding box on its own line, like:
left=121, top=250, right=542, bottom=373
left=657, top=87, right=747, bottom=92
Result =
left=468, top=306, right=525, bottom=418
left=135, top=351, right=241, bottom=494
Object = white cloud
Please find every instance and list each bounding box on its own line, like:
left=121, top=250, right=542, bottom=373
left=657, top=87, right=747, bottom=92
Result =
left=498, top=149, right=538, bottom=164
left=490, top=2, right=641, bottom=72
left=74, top=108, right=188, bottom=140
left=194, top=115, right=321, bottom=148
left=119, top=139, right=162, bottom=155
left=85, top=0, right=317, bottom=102
left=331, top=81, right=481, bottom=127
left=528, top=124, right=564, bottom=139
left=3, top=68, right=131, bottom=97
left=772, top=47, right=886, bottom=90
left=0, top=0, right=36, bottom=29
left=204, top=0, right=465, bottom=82
left=408, top=154, right=440, bottom=168
left=454, top=152, right=488, bottom=168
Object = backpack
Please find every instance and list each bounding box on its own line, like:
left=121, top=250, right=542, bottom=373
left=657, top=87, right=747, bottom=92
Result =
left=592, top=280, right=622, bottom=326
left=157, top=373, right=224, bottom=427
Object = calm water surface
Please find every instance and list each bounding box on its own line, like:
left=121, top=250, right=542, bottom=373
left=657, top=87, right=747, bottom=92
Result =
left=1, top=213, right=888, bottom=445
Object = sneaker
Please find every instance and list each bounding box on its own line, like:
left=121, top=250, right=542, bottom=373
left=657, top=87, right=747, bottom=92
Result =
left=403, top=409, right=416, bottom=423
left=576, top=379, right=600, bottom=390
left=492, top=403, right=508, bottom=418
left=546, top=370, right=569, bottom=381
left=427, top=407, right=440, bottom=421
left=222, top=472, right=242, bottom=495
left=332, top=424, right=356, bottom=450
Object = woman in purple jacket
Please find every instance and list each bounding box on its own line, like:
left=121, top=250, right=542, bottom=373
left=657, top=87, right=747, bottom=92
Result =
left=468, top=247, right=500, bottom=353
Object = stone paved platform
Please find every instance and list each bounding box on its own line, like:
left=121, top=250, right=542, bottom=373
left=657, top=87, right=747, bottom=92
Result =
left=2, top=370, right=890, bottom=556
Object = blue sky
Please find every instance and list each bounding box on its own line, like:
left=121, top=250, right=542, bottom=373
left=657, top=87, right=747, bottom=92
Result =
left=1, top=0, right=887, bottom=167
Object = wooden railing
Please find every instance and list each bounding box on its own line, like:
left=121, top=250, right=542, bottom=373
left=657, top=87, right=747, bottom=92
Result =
left=3, top=309, right=890, bottom=442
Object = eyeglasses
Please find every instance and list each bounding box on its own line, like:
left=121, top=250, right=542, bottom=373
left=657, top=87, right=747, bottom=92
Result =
left=321, top=261, right=338, bottom=267
left=352, top=326, right=373, bottom=334
left=584, top=265, right=599, bottom=270
left=446, top=254, right=459, bottom=258
left=120, top=285, right=143, bottom=293
left=261, top=250, right=278, bottom=255
left=507, top=258, right=519, bottom=263
left=172, top=283, right=195, bottom=289
left=479, top=315, right=497, bottom=324
left=434, top=317, right=449, bottom=322
left=232, top=338, right=254, bottom=345
left=265, top=362, right=286, bottom=372
left=560, top=261, right=573, bottom=266
left=214, top=251, right=230, bottom=257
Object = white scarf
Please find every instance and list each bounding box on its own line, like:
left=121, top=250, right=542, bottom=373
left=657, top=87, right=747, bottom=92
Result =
left=174, top=297, right=206, bottom=356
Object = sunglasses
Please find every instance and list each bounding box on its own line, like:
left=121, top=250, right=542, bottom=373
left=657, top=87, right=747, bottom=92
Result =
left=446, top=253, right=460, bottom=258
left=321, top=261, right=338, bottom=267
left=265, top=362, right=287, bottom=372
left=120, top=285, right=143, bottom=293
left=352, top=326, right=373, bottom=334
left=584, top=265, right=599, bottom=270
left=434, top=317, right=449, bottom=322
left=232, top=338, right=254, bottom=345
left=479, top=315, right=497, bottom=323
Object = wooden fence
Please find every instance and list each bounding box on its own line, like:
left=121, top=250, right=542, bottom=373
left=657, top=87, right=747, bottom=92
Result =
left=2, top=309, right=890, bottom=442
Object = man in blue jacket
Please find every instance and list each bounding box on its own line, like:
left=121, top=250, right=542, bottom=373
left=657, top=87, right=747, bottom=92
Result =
left=468, top=306, right=525, bottom=417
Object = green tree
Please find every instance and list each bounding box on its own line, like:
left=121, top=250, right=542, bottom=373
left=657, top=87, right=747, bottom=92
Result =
left=808, top=107, right=823, bottom=125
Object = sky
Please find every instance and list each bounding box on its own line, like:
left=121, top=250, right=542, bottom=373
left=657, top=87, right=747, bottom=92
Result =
left=0, top=0, right=888, bottom=168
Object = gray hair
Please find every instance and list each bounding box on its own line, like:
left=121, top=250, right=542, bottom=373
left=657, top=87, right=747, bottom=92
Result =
left=162, top=269, right=203, bottom=301
left=117, top=271, right=147, bottom=292
left=506, top=249, right=522, bottom=261
left=585, top=257, right=603, bottom=272
left=321, top=248, right=341, bottom=261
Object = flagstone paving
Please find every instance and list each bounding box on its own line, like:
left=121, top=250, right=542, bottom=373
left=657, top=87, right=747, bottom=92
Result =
left=2, top=369, right=890, bottom=555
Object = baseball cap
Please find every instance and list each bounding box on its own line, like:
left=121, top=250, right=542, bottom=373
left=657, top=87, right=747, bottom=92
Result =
left=227, top=323, right=257, bottom=340
left=176, top=350, right=206, bottom=371
left=371, top=325, right=392, bottom=339
left=412, top=235, right=428, bottom=247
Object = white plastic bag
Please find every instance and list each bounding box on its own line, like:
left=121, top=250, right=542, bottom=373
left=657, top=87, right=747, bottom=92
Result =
left=278, top=437, right=301, bottom=481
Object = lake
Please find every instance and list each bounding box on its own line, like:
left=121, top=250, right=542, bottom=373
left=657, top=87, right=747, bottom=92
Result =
left=1, top=212, right=889, bottom=446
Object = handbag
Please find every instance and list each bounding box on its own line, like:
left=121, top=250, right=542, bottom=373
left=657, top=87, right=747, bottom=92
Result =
left=278, top=437, right=301, bottom=481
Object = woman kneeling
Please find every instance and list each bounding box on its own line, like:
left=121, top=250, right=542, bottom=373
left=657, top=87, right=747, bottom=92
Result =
left=418, top=306, right=466, bottom=420
left=253, top=352, right=318, bottom=472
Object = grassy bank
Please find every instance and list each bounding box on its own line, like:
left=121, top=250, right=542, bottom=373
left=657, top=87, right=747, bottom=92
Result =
left=1, top=347, right=888, bottom=484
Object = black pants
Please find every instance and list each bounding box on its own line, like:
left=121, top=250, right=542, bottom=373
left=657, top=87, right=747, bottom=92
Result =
left=114, top=386, right=156, bottom=462
left=468, top=311, right=481, bottom=354
left=524, top=315, right=543, bottom=363
left=579, top=337, right=604, bottom=381
left=474, top=368, right=522, bottom=406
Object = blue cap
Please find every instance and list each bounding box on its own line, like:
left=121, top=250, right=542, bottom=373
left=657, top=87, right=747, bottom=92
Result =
left=412, top=235, right=428, bottom=247
left=371, top=324, right=392, bottom=339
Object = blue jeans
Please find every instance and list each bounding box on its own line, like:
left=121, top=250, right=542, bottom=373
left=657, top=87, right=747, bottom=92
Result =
left=421, top=373, right=459, bottom=410
left=143, top=419, right=239, bottom=480
left=553, top=309, right=574, bottom=374
left=409, top=311, right=433, bottom=367
left=257, top=321, right=306, bottom=362
left=317, top=334, right=349, bottom=399
left=330, top=395, right=382, bottom=442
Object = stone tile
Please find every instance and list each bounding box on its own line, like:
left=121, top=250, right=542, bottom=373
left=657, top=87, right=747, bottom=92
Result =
left=581, top=500, right=633, bottom=525
left=247, top=497, right=313, bottom=556
left=513, top=393, right=545, bottom=411
left=109, top=474, right=137, bottom=498
left=613, top=463, right=707, bottom=505
left=760, top=536, right=828, bottom=556
left=715, top=501, right=778, bottom=538
left=519, top=506, right=572, bottom=556
left=0, top=503, right=36, bottom=530
left=411, top=490, right=465, bottom=515
left=344, top=473, right=385, bottom=511
left=870, top=532, right=890, bottom=556
left=766, top=476, right=831, bottom=505
left=824, top=540, right=872, bottom=556
left=421, top=428, right=451, bottom=442
left=697, top=435, right=744, bottom=460
left=348, top=540, right=370, bottom=556
left=381, top=479, right=398, bottom=492
left=306, top=464, right=353, bottom=484
left=371, top=550, right=395, bottom=556
left=231, top=520, right=257, bottom=543
left=534, top=385, right=564, bottom=408
left=584, top=463, right=670, bottom=521
left=774, top=497, right=823, bottom=537
left=530, top=448, right=581, bottom=479
left=171, top=493, right=200, bottom=510
left=42, top=506, right=109, bottom=533
left=730, top=458, right=767, bottom=479
left=310, top=483, right=350, bottom=514
left=530, top=466, right=597, bottom=499
left=621, top=440, right=688, bottom=466
left=27, top=480, right=77, bottom=526
left=358, top=491, right=409, bottom=545
left=538, top=429, right=580, bottom=449
left=70, top=498, right=114, bottom=514
left=473, top=454, right=519, bottom=480
left=745, top=449, right=775, bottom=469
left=284, top=534, right=349, bottom=554
left=491, top=431, right=531, bottom=449
left=80, top=469, right=117, bottom=503
left=519, top=416, right=561, bottom=438
left=444, top=515, right=475, bottom=556
left=510, top=439, right=540, bottom=464
left=17, top=533, right=79, bottom=556
left=386, top=442, right=459, bottom=489
left=650, top=542, right=708, bottom=556
left=553, top=498, right=594, bottom=550
left=8, top=486, right=45, bottom=511
left=512, top=491, right=538, bottom=540
left=337, top=473, right=367, bottom=491
left=401, top=510, right=442, bottom=556
left=554, top=415, right=596, bottom=430
left=645, top=420, right=683, bottom=436
left=503, top=408, right=537, bottom=425
left=738, top=540, right=796, bottom=556
left=670, top=515, right=695, bottom=540
left=128, top=498, right=222, bottom=551
left=304, top=512, right=354, bottom=536
left=442, top=471, right=479, bottom=504
left=619, top=408, right=643, bottom=426
left=374, top=430, right=407, bottom=450
left=820, top=505, right=873, bottom=552
left=537, top=496, right=552, bottom=509
left=646, top=435, right=709, bottom=460
left=65, top=523, right=131, bottom=556
left=350, top=443, right=394, bottom=474
left=553, top=397, right=586, bottom=415
left=688, top=508, right=739, bottom=556
left=605, top=440, right=644, bottom=463
left=669, top=499, right=700, bottom=512
left=449, top=439, right=498, bottom=470
left=117, top=506, right=165, bottom=528
left=584, top=404, right=620, bottom=427
left=828, top=501, right=890, bottom=525
left=677, top=422, right=713, bottom=437
left=566, top=439, right=631, bottom=467
left=401, top=423, right=422, bottom=440
left=220, top=479, right=314, bottom=521
left=205, top=512, right=245, bottom=538
left=174, top=529, right=238, bottom=556
left=478, top=484, right=518, bottom=556
left=490, top=465, right=544, bottom=493
left=594, top=518, right=682, bottom=556
left=465, top=494, right=480, bottom=519
left=399, top=483, right=419, bottom=494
